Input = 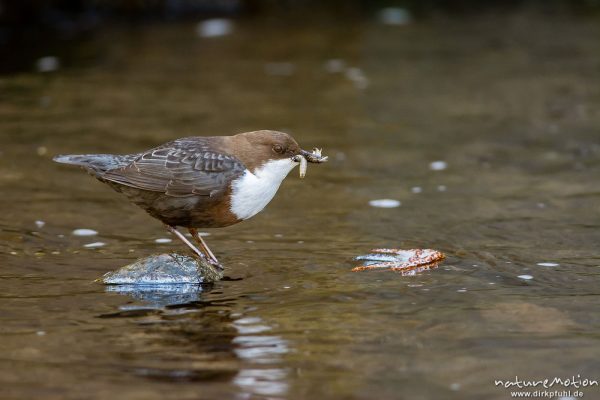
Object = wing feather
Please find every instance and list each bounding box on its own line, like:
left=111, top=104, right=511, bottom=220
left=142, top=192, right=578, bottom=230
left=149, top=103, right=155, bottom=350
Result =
left=101, top=138, right=246, bottom=197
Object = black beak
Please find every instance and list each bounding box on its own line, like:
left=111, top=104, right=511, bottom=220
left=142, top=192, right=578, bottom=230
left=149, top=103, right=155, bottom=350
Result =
left=298, top=148, right=328, bottom=163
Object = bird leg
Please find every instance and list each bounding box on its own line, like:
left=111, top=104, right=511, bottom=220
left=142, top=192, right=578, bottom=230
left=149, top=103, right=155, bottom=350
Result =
left=189, top=228, right=223, bottom=270
left=164, top=225, right=207, bottom=261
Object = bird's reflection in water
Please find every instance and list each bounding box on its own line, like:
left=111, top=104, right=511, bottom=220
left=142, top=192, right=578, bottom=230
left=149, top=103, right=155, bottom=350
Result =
left=103, top=283, right=291, bottom=398
left=232, top=316, right=290, bottom=397
left=101, top=283, right=237, bottom=386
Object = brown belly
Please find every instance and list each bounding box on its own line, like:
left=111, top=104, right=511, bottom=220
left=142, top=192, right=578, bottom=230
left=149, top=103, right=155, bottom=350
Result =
left=108, top=183, right=241, bottom=228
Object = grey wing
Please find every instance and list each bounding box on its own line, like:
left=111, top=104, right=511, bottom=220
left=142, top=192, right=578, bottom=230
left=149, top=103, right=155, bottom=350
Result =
left=101, top=140, right=246, bottom=197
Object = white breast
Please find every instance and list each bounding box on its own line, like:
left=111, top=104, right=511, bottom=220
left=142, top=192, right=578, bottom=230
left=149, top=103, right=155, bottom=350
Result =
left=230, top=158, right=298, bottom=220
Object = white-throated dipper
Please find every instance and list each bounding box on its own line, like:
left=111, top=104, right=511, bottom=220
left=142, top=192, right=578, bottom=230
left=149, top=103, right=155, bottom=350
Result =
left=54, top=130, right=328, bottom=269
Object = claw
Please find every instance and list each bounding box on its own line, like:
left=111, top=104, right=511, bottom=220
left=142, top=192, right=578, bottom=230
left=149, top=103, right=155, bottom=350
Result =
left=210, top=260, right=225, bottom=272
left=355, top=254, right=400, bottom=262
left=352, top=261, right=442, bottom=275
left=352, top=262, right=398, bottom=271
left=352, top=248, right=445, bottom=273
left=370, top=248, right=405, bottom=254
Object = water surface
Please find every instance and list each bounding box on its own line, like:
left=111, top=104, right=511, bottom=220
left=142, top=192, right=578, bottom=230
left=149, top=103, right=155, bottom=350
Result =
left=1, top=12, right=600, bottom=399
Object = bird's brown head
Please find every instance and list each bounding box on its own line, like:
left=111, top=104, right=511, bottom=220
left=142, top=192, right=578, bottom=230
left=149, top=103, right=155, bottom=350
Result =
left=231, top=130, right=328, bottom=174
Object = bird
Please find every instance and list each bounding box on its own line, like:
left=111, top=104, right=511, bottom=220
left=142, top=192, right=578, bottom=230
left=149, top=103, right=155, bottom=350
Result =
left=54, top=130, right=328, bottom=270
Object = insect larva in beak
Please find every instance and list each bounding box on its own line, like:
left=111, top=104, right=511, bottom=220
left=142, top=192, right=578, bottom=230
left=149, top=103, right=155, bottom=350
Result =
left=298, top=155, right=307, bottom=178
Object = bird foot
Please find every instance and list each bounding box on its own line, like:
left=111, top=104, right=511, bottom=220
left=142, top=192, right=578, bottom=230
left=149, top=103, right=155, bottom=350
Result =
left=208, top=259, right=224, bottom=272
left=189, top=252, right=224, bottom=271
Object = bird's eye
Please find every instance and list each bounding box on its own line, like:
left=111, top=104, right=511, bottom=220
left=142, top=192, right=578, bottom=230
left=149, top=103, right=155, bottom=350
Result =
left=273, top=144, right=284, bottom=154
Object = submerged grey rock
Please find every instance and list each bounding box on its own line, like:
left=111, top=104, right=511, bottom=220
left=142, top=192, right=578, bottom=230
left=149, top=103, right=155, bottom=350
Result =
left=100, top=253, right=224, bottom=285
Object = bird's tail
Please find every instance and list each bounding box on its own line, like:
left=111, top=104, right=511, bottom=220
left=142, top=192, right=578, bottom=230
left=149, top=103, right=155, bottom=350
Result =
left=53, top=154, right=133, bottom=174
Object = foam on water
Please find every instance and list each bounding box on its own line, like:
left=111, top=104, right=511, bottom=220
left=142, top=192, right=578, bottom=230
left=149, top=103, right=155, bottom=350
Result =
left=72, top=228, right=98, bottom=236
left=518, top=275, right=534, bottom=280
left=369, top=199, right=401, bottom=208
left=84, top=242, right=105, bottom=248
left=537, top=262, right=559, bottom=267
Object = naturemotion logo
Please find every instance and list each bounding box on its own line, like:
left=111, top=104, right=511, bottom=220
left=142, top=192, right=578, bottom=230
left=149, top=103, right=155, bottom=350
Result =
left=494, top=375, right=598, bottom=398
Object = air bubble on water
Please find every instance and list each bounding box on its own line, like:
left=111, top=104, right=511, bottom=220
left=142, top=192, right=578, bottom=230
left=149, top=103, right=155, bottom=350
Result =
left=345, top=67, right=364, bottom=80
left=36, top=56, right=60, bottom=72
left=377, top=7, right=412, bottom=25
left=35, top=220, right=45, bottom=228
left=234, top=317, right=262, bottom=325
left=429, top=161, right=447, bottom=171
left=84, top=242, right=105, bottom=248
left=196, top=18, right=233, bottom=37
left=155, top=238, right=172, bottom=244
left=537, top=262, right=559, bottom=267
left=72, top=229, right=98, bottom=236
left=345, top=67, right=369, bottom=89
left=324, top=59, right=345, bottom=73
left=369, top=199, right=401, bottom=208
left=518, top=275, right=533, bottom=280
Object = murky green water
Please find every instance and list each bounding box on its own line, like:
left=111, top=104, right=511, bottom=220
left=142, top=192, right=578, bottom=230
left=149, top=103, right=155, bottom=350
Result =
left=1, top=11, right=600, bottom=399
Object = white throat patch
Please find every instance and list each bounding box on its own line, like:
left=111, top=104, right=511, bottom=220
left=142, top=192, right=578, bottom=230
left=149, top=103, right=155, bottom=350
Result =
left=230, top=158, right=298, bottom=220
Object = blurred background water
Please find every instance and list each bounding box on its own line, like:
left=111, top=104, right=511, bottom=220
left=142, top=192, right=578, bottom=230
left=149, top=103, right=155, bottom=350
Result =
left=1, top=1, right=600, bottom=399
